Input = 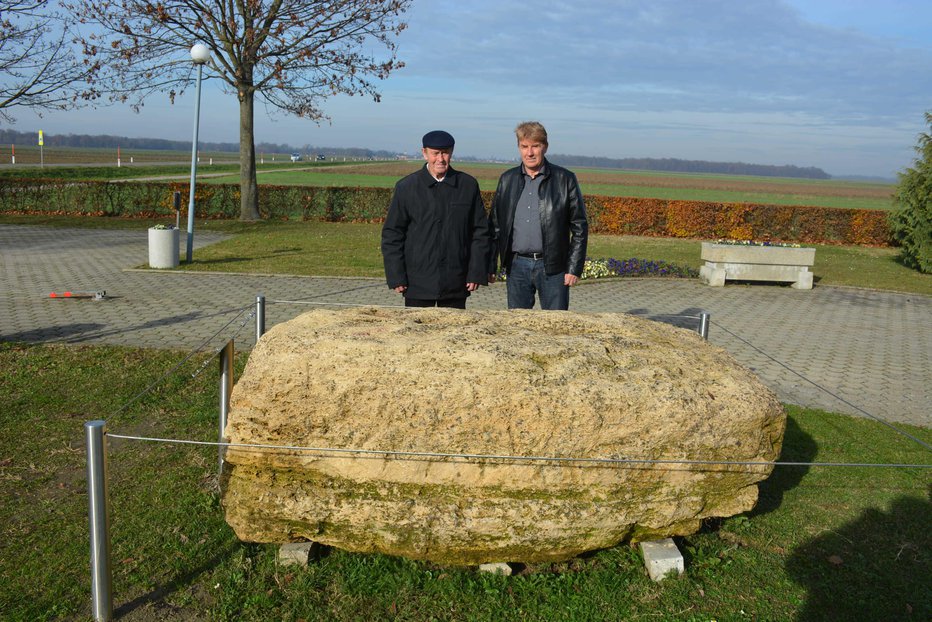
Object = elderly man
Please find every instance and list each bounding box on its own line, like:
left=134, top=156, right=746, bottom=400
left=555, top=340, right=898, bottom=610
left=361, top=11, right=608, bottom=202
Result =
left=381, top=130, right=492, bottom=308
left=490, top=121, right=588, bottom=310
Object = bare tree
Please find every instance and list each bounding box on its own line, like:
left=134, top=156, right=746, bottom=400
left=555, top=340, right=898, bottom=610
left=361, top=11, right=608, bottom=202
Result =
left=0, top=0, right=97, bottom=121
left=71, top=0, right=411, bottom=220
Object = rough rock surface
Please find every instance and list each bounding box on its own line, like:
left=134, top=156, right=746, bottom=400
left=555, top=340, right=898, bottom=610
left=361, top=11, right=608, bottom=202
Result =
left=221, top=307, right=785, bottom=565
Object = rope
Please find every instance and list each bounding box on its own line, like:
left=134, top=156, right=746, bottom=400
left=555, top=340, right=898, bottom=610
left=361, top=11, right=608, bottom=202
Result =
left=711, top=320, right=932, bottom=453
left=105, top=433, right=932, bottom=470
left=104, top=297, right=928, bottom=469
left=268, top=299, right=404, bottom=308
left=108, top=303, right=252, bottom=417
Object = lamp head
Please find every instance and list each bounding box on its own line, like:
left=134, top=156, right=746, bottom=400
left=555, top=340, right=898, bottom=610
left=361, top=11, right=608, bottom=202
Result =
left=190, top=43, right=210, bottom=65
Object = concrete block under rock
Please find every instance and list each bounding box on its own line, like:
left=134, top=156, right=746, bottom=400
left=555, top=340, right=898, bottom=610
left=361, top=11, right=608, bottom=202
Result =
left=478, top=562, right=513, bottom=575
left=640, top=538, right=685, bottom=581
left=278, top=542, right=323, bottom=567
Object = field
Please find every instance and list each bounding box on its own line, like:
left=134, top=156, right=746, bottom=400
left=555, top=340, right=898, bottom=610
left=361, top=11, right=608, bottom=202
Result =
left=203, top=161, right=896, bottom=211
left=0, top=144, right=242, bottom=166
left=2, top=148, right=895, bottom=210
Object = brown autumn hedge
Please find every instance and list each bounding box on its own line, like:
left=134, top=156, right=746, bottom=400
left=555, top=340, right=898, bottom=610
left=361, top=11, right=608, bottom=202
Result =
left=0, top=178, right=893, bottom=246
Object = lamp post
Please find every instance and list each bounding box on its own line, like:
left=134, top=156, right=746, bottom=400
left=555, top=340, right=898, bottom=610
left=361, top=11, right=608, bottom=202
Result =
left=186, top=43, right=210, bottom=263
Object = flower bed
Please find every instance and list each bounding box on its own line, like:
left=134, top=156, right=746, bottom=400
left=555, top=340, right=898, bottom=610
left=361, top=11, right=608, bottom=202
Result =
left=495, top=257, right=698, bottom=282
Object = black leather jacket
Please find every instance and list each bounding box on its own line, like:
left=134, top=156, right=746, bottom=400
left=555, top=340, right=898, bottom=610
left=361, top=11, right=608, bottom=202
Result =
left=490, top=159, right=588, bottom=276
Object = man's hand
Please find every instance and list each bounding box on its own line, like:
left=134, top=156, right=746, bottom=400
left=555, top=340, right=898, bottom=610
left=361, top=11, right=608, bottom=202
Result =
left=466, top=282, right=480, bottom=292
left=564, top=274, right=579, bottom=287
left=394, top=285, right=407, bottom=293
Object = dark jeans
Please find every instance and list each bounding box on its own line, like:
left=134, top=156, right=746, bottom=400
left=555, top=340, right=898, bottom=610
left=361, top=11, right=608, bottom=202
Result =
left=405, top=297, right=467, bottom=309
left=506, top=255, right=569, bottom=310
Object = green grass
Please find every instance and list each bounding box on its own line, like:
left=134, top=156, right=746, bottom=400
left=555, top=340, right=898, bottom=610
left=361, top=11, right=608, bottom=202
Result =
left=0, top=160, right=375, bottom=181
left=201, top=169, right=894, bottom=210
left=586, top=234, right=932, bottom=296
left=1, top=215, right=928, bottom=295
left=0, top=342, right=929, bottom=620
left=0, top=163, right=240, bottom=180
left=206, top=170, right=404, bottom=188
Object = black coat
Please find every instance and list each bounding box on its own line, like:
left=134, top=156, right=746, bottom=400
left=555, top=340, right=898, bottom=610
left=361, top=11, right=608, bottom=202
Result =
left=490, top=159, right=588, bottom=277
left=381, top=165, right=491, bottom=300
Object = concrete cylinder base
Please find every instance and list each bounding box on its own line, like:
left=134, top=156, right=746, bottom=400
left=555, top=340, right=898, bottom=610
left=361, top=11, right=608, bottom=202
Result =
left=148, top=228, right=180, bottom=269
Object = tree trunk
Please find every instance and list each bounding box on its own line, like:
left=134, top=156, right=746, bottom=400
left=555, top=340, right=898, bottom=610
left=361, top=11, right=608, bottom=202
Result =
left=238, top=88, right=261, bottom=221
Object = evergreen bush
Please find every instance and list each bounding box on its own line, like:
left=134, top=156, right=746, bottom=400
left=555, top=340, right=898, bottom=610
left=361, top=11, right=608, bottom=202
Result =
left=890, top=111, right=932, bottom=273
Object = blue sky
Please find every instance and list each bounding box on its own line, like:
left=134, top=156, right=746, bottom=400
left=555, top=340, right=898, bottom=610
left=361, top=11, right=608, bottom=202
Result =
left=10, top=0, right=932, bottom=177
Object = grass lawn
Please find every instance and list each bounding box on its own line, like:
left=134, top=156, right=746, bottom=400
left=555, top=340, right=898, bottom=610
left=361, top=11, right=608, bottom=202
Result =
left=1, top=215, right=928, bottom=295
left=0, top=159, right=371, bottom=181
left=0, top=342, right=929, bottom=620
left=170, top=221, right=930, bottom=296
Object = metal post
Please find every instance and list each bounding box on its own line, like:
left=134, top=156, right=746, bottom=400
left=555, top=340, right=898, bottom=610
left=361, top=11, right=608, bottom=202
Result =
left=185, top=61, right=204, bottom=263
left=698, top=312, right=710, bottom=340
left=256, top=294, right=266, bottom=342
left=85, top=420, right=112, bottom=622
left=173, top=191, right=182, bottom=230
left=219, top=340, right=234, bottom=475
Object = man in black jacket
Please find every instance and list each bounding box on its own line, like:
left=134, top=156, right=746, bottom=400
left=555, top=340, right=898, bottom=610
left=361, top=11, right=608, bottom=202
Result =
left=381, top=130, right=492, bottom=308
left=490, top=121, right=588, bottom=310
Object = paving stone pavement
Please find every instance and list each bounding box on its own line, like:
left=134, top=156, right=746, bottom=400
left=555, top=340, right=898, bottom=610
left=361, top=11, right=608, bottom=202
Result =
left=2, top=225, right=930, bottom=428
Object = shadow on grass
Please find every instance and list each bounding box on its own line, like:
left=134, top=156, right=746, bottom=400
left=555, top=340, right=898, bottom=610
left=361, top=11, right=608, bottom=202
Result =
left=112, top=540, right=241, bottom=619
left=184, top=256, right=254, bottom=266
left=750, top=415, right=818, bottom=518
left=786, top=487, right=931, bottom=621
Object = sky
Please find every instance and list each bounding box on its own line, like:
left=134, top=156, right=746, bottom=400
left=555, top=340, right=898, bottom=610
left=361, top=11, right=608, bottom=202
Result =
left=9, top=0, right=932, bottom=178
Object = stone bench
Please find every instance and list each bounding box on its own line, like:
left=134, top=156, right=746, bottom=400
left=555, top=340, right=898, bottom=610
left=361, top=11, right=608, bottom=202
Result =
left=699, top=242, right=815, bottom=289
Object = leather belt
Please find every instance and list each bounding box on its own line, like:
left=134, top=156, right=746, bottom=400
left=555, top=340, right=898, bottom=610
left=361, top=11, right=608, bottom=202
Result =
left=514, top=252, right=543, bottom=260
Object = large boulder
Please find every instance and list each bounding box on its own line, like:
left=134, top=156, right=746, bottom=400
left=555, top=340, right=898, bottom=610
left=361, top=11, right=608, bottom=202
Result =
left=221, top=307, right=785, bottom=565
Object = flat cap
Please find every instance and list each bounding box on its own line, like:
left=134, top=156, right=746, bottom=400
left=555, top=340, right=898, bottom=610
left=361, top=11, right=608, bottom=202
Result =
left=422, top=130, right=455, bottom=149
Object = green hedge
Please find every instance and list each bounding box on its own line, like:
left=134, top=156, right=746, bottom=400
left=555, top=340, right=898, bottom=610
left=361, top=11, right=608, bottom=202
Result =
left=0, top=178, right=894, bottom=246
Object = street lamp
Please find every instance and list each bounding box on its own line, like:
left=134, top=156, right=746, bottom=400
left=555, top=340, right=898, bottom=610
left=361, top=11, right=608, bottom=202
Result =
left=186, top=43, right=210, bottom=263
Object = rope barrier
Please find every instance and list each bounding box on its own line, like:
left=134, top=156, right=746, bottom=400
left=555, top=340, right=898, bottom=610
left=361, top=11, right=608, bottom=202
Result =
left=100, top=292, right=928, bottom=467
left=268, top=299, right=405, bottom=308
left=634, top=313, right=704, bottom=321
left=105, top=432, right=932, bottom=470
left=711, top=320, right=932, bottom=453
left=108, top=303, right=252, bottom=417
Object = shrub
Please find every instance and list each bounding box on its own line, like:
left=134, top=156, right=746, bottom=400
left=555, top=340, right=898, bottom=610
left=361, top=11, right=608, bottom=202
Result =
left=890, top=112, right=932, bottom=273
left=0, top=178, right=895, bottom=247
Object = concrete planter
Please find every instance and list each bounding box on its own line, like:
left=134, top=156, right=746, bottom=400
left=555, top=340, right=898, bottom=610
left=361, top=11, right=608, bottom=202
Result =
left=699, top=242, right=815, bottom=289
left=148, top=227, right=180, bottom=269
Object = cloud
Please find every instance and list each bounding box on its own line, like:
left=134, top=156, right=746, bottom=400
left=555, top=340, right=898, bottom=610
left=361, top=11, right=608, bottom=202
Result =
left=10, top=0, right=931, bottom=176
left=398, top=0, right=931, bottom=123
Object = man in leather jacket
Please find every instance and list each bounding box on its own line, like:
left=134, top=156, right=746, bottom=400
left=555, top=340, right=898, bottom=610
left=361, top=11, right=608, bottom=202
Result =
left=381, top=130, right=491, bottom=308
left=490, top=121, right=588, bottom=310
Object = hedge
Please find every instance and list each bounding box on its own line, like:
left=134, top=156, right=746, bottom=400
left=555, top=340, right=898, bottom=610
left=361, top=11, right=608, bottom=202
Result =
left=0, top=178, right=894, bottom=246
